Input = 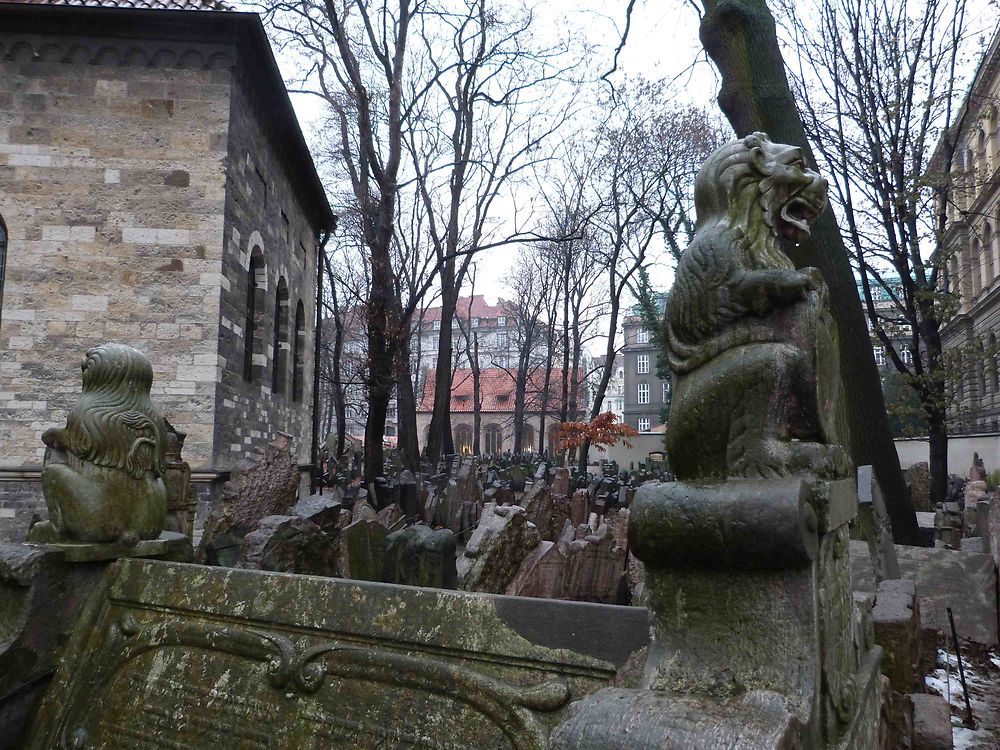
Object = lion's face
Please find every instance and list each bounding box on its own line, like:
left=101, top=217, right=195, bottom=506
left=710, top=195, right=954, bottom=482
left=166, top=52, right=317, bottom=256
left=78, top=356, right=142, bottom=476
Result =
left=752, top=136, right=828, bottom=243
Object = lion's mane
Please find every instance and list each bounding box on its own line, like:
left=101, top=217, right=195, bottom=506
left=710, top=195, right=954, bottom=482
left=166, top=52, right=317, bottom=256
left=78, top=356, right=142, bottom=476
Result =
left=63, top=343, right=166, bottom=479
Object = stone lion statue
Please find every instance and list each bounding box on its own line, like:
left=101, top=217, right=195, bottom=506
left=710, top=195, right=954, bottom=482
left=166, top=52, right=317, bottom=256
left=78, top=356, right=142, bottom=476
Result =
left=34, top=343, right=168, bottom=544
left=663, top=132, right=849, bottom=481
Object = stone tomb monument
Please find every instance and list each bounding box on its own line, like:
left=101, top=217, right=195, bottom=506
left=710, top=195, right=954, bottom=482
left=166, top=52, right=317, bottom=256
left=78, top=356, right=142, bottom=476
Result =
left=28, top=560, right=647, bottom=748
left=549, top=134, right=883, bottom=747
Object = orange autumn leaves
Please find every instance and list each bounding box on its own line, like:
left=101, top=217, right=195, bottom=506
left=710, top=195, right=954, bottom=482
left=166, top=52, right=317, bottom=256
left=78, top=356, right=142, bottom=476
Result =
left=557, top=412, right=639, bottom=454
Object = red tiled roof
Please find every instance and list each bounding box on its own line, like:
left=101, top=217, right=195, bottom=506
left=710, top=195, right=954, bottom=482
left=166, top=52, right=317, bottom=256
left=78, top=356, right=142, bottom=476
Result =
left=422, top=295, right=509, bottom=323
left=418, top=367, right=583, bottom=413
left=0, top=0, right=230, bottom=11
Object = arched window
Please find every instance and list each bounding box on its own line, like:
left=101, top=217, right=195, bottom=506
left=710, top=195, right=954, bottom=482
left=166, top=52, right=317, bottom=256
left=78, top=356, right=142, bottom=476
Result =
left=520, top=423, right=535, bottom=451
left=243, top=248, right=266, bottom=382
left=292, top=300, right=306, bottom=403
left=972, top=237, right=982, bottom=297
left=986, top=223, right=995, bottom=286
left=271, top=277, right=289, bottom=395
left=0, top=216, right=6, bottom=326
left=484, top=423, right=503, bottom=454
left=990, top=333, right=999, bottom=395
left=454, top=424, right=473, bottom=455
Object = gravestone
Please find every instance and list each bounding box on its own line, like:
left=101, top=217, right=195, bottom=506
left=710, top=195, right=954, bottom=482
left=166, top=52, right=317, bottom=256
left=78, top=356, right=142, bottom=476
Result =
left=462, top=503, right=541, bottom=593
left=382, top=524, right=457, bottom=589
left=28, top=559, right=650, bottom=749
left=236, top=515, right=338, bottom=577
left=337, top=517, right=386, bottom=582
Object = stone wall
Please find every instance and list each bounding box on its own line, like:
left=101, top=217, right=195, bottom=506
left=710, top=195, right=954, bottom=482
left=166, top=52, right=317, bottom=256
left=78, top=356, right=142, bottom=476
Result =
left=0, top=35, right=232, bottom=468
left=212, top=75, right=317, bottom=469
left=0, top=474, right=43, bottom=542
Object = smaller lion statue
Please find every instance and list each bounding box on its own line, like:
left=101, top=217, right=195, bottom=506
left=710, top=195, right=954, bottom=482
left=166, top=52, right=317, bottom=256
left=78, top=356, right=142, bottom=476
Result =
left=31, top=343, right=168, bottom=544
left=663, top=132, right=849, bottom=481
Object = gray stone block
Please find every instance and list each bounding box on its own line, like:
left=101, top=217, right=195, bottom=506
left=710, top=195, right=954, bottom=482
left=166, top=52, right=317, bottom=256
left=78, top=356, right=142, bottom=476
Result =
left=851, top=540, right=998, bottom=645
left=908, top=693, right=953, bottom=749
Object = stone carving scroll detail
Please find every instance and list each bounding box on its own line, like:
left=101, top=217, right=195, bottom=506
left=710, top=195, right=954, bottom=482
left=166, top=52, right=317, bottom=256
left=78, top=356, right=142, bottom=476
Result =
left=61, top=616, right=568, bottom=750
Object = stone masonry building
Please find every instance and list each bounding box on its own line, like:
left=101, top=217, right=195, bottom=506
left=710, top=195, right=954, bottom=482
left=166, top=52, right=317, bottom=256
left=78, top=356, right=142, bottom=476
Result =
left=940, top=26, right=1000, bottom=435
left=0, top=0, right=335, bottom=539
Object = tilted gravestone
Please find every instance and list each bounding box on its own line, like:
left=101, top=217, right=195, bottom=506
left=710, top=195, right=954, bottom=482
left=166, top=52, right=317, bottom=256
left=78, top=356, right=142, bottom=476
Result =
left=27, top=559, right=648, bottom=749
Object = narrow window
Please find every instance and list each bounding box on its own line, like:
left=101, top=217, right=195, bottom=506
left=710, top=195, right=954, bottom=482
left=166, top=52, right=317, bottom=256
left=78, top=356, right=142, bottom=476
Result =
left=244, top=250, right=265, bottom=382
left=0, top=216, right=7, bottom=325
left=638, top=417, right=651, bottom=432
left=637, top=354, right=650, bottom=374
left=637, top=328, right=650, bottom=344
left=292, top=300, right=305, bottom=402
left=272, top=277, right=289, bottom=395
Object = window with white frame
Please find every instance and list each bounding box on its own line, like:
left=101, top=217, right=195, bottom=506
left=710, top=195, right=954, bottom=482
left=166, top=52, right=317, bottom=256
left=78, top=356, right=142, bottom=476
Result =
left=637, top=354, right=650, bottom=374
left=638, top=382, right=650, bottom=404
left=638, top=417, right=651, bottom=432
left=496, top=332, right=508, bottom=348
left=662, top=382, right=669, bottom=402
left=637, top=328, right=650, bottom=344
left=432, top=320, right=440, bottom=330
left=472, top=318, right=479, bottom=328
left=874, top=346, right=886, bottom=366
left=901, top=347, right=913, bottom=365
left=497, top=316, right=506, bottom=327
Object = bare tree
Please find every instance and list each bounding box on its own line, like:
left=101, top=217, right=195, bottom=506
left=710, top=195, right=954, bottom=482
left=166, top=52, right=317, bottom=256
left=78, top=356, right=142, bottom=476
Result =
left=781, top=0, right=976, bottom=505
left=408, top=1, right=578, bottom=466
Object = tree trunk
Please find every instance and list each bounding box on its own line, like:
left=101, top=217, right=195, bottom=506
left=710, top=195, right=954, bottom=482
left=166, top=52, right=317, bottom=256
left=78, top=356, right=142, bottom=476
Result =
left=472, top=333, right=482, bottom=455
left=395, top=336, right=420, bottom=473
left=424, top=284, right=457, bottom=465
left=699, top=0, right=921, bottom=544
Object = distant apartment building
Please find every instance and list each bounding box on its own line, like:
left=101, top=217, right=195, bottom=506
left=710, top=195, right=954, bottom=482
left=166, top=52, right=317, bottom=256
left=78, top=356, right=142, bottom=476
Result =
left=622, top=313, right=670, bottom=433
left=414, top=295, right=519, bottom=374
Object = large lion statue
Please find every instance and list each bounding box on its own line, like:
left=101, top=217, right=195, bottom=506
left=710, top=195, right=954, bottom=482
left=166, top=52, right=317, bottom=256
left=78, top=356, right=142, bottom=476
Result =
left=663, top=132, right=850, bottom=481
left=32, top=343, right=168, bottom=544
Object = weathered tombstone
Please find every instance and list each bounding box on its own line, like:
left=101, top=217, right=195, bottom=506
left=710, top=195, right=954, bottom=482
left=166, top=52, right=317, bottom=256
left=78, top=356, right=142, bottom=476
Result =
left=161, top=420, right=197, bottom=540
left=505, top=541, right=565, bottom=599
left=970, top=451, right=988, bottom=482
left=287, top=490, right=346, bottom=536
left=377, top=503, right=405, bottom=530
left=198, top=432, right=300, bottom=565
left=569, top=489, right=590, bottom=526
left=551, top=467, right=571, bottom=497
left=27, top=558, right=650, bottom=749
left=856, top=464, right=901, bottom=581
left=236, top=514, right=338, bottom=577
left=382, top=524, right=458, bottom=589
left=550, top=134, right=882, bottom=748
left=337, top=517, right=387, bottom=582
left=462, top=503, right=541, bottom=593
left=399, top=471, right=419, bottom=521
left=905, top=461, right=932, bottom=512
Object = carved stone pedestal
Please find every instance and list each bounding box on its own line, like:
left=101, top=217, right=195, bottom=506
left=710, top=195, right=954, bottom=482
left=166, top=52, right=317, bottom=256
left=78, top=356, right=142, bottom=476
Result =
left=549, top=476, right=885, bottom=749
